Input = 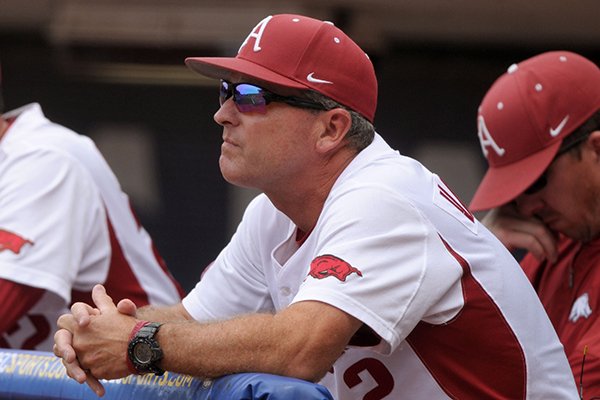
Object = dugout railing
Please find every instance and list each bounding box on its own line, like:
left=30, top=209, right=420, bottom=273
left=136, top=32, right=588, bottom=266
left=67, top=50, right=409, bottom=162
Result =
left=0, top=349, right=333, bottom=399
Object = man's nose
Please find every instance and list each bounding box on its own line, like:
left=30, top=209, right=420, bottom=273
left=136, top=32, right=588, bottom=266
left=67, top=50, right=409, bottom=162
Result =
left=214, top=98, right=238, bottom=126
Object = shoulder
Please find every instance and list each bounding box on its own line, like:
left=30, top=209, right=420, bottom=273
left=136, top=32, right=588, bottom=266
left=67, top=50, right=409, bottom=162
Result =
left=3, top=103, right=95, bottom=160
left=2, top=145, right=90, bottom=184
left=2, top=115, right=97, bottom=185
left=329, top=154, right=441, bottom=223
left=0, top=143, right=102, bottom=212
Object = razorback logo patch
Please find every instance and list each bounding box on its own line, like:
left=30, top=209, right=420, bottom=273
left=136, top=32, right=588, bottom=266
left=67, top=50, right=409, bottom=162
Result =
left=0, top=229, right=33, bottom=254
left=569, top=293, right=592, bottom=323
left=308, top=255, right=362, bottom=282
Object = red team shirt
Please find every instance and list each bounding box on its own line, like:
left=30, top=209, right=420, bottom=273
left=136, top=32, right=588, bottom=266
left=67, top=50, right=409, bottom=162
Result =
left=521, top=235, right=600, bottom=396
left=0, top=103, right=183, bottom=350
left=183, top=134, right=577, bottom=399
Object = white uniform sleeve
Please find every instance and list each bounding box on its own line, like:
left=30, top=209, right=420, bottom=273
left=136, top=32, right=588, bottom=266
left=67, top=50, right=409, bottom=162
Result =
left=182, top=196, right=275, bottom=321
left=0, top=148, right=109, bottom=303
left=293, top=184, right=464, bottom=354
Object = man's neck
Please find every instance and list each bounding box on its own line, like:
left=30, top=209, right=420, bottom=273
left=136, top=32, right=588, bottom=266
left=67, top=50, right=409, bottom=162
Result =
left=266, top=148, right=357, bottom=233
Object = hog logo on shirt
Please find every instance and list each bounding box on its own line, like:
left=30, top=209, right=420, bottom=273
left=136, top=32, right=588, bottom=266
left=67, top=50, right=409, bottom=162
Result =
left=569, top=293, right=592, bottom=323
left=308, top=255, right=362, bottom=282
left=0, top=229, right=33, bottom=254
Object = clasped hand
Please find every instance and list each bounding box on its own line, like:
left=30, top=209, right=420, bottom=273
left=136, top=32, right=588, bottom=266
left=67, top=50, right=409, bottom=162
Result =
left=53, top=284, right=139, bottom=397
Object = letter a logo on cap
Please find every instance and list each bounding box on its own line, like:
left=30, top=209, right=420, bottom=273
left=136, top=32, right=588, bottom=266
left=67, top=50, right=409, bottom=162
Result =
left=238, top=15, right=273, bottom=53
left=477, top=115, right=506, bottom=158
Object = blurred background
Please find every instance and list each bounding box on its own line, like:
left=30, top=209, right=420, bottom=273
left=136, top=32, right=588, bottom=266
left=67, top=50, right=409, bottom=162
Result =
left=1, top=0, right=599, bottom=293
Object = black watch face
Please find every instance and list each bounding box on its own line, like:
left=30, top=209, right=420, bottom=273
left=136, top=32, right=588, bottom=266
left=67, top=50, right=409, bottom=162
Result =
left=134, top=342, right=153, bottom=364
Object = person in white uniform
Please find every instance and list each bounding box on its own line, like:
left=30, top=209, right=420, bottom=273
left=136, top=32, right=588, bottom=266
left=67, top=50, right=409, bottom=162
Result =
left=54, top=14, right=578, bottom=399
left=0, top=95, right=183, bottom=351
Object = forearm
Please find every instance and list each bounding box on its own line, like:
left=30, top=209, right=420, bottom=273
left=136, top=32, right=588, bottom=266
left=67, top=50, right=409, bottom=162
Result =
left=136, top=303, right=191, bottom=322
left=157, top=301, right=360, bottom=382
left=61, top=290, right=360, bottom=383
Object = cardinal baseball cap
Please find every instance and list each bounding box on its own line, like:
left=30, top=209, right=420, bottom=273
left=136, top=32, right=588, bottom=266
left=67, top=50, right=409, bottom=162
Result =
left=185, top=14, right=378, bottom=123
left=469, top=51, right=600, bottom=211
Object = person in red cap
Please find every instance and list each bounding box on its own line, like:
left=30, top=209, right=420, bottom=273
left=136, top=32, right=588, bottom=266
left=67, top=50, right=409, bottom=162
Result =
left=54, top=15, right=577, bottom=398
left=470, top=50, right=600, bottom=395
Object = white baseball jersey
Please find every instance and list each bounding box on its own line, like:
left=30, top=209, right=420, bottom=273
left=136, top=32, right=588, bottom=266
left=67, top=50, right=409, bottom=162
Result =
left=183, top=134, right=577, bottom=398
left=0, top=103, right=183, bottom=350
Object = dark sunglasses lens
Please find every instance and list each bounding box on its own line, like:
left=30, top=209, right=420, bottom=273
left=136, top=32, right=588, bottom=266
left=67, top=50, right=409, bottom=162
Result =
left=219, top=81, right=230, bottom=106
left=524, top=174, right=547, bottom=195
left=234, top=84, right=268, bottom=113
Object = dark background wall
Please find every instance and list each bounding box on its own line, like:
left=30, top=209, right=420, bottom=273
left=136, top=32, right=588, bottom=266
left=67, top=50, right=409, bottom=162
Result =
left=1, top=1, right=599, bottom=293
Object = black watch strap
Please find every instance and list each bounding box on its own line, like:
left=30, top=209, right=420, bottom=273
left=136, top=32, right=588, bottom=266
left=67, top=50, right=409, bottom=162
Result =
left=127, top=321, right=164, bottom=375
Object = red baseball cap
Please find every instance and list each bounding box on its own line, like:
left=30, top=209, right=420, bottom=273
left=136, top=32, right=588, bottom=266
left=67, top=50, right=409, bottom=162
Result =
left=469, top=51, right=600, bottom=211
left=185, top=14, right=378, bottom=123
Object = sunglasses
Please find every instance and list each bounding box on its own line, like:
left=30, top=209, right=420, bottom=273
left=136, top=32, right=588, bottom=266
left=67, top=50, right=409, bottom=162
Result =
left=219, top=80, right=328, bottom=114
left=524, top=132, right=592, bottom=195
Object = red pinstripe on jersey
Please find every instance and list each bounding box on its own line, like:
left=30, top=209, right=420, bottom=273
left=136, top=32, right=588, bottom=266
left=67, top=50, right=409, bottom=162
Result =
left=72, top=214, right=183, bottom=306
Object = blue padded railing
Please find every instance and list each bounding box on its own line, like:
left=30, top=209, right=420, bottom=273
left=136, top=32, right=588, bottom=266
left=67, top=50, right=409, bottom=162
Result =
left=0, top=349, right=333, bottom=399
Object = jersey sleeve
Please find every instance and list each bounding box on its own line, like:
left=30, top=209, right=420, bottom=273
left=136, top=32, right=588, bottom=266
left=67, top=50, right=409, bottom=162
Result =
left=182, top=195, right=275, bottom=321
left=0, top=148, right=109, bottom=303
left=292, top=184, right=465, bottom=354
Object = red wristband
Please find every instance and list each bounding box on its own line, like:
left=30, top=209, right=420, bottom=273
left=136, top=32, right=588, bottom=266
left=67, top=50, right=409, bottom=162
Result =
left=126, top=320, right=150, bottom=375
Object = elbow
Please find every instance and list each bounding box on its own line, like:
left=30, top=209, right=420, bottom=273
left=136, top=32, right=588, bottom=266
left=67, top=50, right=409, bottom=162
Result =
left=280, top=363, right=330, bottom=383
left=277, top=351, right=337, bottom=382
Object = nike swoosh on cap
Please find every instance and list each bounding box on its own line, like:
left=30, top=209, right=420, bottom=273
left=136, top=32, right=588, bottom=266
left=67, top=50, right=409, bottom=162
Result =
left=306, top=72, right=333, bottom=84
left=549, top=115, right=569, bottom=137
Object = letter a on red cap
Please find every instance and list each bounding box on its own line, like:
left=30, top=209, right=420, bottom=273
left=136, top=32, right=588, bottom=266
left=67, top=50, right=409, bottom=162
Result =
left=238, top=15, right=273, bottom=53
left=477, top=116, right=506, bottom=158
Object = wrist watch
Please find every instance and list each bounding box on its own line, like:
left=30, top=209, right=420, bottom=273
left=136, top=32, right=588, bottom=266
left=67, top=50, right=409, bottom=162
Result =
left=127, top=322, right=165, bottom=375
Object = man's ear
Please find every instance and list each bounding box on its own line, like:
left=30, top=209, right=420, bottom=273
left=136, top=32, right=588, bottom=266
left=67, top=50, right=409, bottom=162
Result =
left=315, top=108, right=352, bottom=154
left=588, top=130, right=600, bottom=160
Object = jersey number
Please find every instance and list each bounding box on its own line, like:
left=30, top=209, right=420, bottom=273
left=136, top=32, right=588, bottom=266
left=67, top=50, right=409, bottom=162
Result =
left=343, top=358, right=394, bottom=400
left=0, top=314, right=51, bottom=349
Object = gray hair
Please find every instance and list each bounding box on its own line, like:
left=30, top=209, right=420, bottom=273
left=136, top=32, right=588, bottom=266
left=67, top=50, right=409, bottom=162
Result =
left=304, top=91, right=375, bottom=152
